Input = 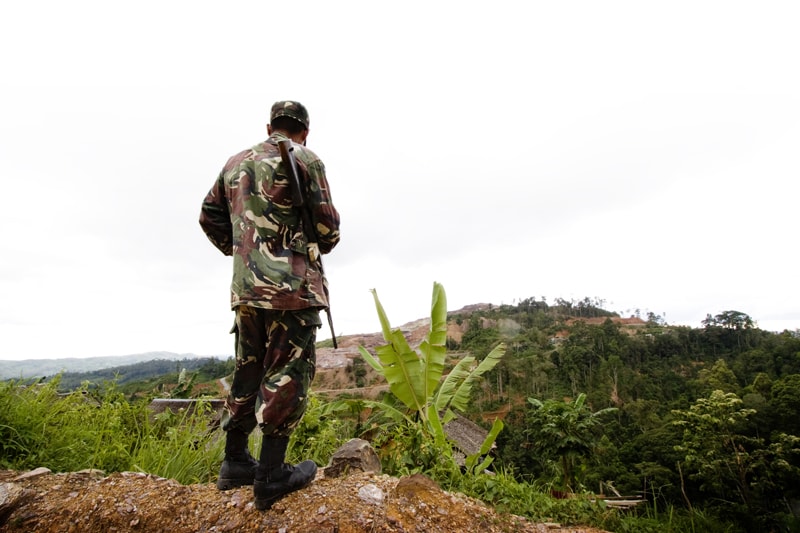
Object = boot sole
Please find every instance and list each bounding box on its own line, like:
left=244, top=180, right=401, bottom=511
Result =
left=254, top=468, right=316, bottom=510
left=216, top=477, right=254, bottom=490
left=254, top=483, right=313, bottom=512
left=254, top=495, right=281, bottom=511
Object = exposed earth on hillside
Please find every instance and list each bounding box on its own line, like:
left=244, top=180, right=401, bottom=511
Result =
left=0, top=468, right=609, bottom=533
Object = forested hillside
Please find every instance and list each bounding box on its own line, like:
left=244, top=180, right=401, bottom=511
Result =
left=445, top=297, right=800, bottom=531
left=52, top=357, right=229, bottom=391
left=0, top=352, right=222, bottom=381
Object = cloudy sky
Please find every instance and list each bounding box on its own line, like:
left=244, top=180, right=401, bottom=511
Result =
left=2, top=1, right=798, bottom=361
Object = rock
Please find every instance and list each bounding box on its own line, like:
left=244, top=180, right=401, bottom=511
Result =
left=324, top=438, right=382, bottom=478
left=12, top=467, right=51, bottom=481
left=393, top=473, right=440, bottom=499
left=357, top=483, right=385, bottom=505
left=74, top=469, right=106, bottom=478
left=0, top=482, right=31, bottom=526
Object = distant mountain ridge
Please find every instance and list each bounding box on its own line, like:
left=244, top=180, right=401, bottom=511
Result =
left=0, top=303, right=495, bottom=382
left=0, top=352, right=224, bottom=380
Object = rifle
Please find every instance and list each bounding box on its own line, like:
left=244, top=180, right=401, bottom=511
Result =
left=277, top=139, right=338, bottom=348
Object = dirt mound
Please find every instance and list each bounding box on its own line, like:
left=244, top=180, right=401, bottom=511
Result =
left=1, top=469, right=608, bottom=533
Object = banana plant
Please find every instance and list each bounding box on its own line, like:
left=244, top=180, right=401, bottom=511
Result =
left=466, top=418, right=504, bottom=474
left=356, top=282, right=506, bottom=453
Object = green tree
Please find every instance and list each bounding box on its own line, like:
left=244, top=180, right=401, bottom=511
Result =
left=674, top=389, right=800, bottom=530
left=525, top=393, right=617, bottom=491
left=557, top=322, right=598, bottom=396
left=600, top=355, right=626, bottom=407
left=702, top=310, right=755, bottom=330
left=696, top=359, right=740, bottom=394
left=702, top=310, right=757, bottom=352
left=673, top=390, right=758, bottom=507
left=770, top=374, right=800, bottom=436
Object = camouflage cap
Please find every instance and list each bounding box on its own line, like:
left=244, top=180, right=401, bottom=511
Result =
left=270, top=100, right=310, bottom=129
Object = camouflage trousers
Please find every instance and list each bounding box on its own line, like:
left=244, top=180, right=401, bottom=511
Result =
left=221, top=305, right=321, bottom=437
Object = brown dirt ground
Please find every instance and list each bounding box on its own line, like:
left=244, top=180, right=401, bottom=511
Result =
left=1, top=469, right=610, bottom=533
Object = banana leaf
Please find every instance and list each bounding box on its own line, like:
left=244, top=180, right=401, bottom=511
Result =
left=448, top=342, right=506, bottom=413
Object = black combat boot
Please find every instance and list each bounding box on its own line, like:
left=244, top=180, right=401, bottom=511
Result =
left=216, top=428, right=258, bottom=490
left=253, top=436, right=317, bottom=511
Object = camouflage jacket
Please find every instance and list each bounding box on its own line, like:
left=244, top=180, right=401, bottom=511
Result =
left=199, top=132, right=340, bottom=311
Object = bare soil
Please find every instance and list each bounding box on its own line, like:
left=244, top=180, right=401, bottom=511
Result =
left=1, top=469, right=609, bottom=533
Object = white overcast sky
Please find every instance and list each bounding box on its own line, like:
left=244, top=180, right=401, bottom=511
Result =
left=1, top=1, right=799, bottom=360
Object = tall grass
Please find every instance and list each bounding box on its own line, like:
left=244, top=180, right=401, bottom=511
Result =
left=0, top=378, right=351, bottom=487
left=1, top=378, right=133, bottom=473
left=0, top=378, right=222, bottom=484
left=130, top=403, right=223, bottom=484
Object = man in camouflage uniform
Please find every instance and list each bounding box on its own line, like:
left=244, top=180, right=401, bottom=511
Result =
left=199, top=100, right=340, bottom=510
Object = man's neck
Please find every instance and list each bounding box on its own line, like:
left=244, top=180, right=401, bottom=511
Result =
left=270, top=130, right=307, bottom=145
